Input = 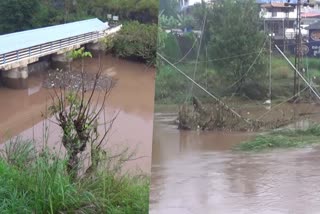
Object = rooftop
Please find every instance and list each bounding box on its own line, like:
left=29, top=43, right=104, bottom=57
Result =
left=0, top=18, right=108, bottom=54
left=261, top=2, right=293, bottom=8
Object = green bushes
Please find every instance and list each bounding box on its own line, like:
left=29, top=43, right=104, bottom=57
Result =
left=0, top=139, right=149, bottom=213
left=155, top=65, right=189, bottom=104
left=161, top=33, right=182, bottom=62
left=235, top=124, right=320, bottom=151
left=112, top=21, right=158, bottom=64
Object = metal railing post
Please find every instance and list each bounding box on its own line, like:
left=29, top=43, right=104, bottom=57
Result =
left=3, top=54, right=6, bottom=64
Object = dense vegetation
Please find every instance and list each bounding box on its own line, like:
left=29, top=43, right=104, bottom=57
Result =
left=0, top=0, right=158, bottom=34
left=156, top=0, right=269, bottom=104
left=111, top=22, right=158, bottom=64
left=235, top=124, right=320, bottom=151
left=156, top=0, right=320, bottom=104
left=0, top=139, right=149, bottom=213
left=206, top=0, right=267, bottom=93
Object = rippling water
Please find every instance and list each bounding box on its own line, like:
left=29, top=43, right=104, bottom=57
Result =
left=0, top=55, right=155, bottom=173
left=150, top=112, right=320, bottom=214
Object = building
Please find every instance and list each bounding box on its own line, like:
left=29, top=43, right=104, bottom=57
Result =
left=259, top=2, right=296, bottom=51
left=179, top=0, right=214, bottom=11
left=259, top=1, right=320, bottom=51
left=305, top=20, right=320, bottom=56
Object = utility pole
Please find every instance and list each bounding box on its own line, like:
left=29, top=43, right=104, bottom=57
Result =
left=269, top=33, right=275, bottom=105
left=296, top=0, right=302, bottom=98
left=285, top=0, right=314, bottom=99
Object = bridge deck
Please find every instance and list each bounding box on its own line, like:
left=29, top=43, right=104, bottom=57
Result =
left=0, top=18, right=120, bottom=69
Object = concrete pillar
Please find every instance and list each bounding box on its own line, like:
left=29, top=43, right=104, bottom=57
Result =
left=86, top=42, right=104, bottom=57
left=51, top=53, right=72, bottom=70
left=1, top=66, right=28, bottom=89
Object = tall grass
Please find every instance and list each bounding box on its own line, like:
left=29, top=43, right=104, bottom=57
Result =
left=0, top=139, right=149, bottom=214
left=236, top=124, right=320, bottom=151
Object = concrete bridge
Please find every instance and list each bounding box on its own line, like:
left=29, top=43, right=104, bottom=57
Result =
left=0, top=18, right=121, bottom=88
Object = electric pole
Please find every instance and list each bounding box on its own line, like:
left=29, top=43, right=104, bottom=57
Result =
left=285, top=0, right=314, bottom=99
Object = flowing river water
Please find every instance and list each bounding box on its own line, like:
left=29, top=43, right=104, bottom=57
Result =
left=150, top=111, right=320, bottom=214
left=0, top=55, right=155, bottom=174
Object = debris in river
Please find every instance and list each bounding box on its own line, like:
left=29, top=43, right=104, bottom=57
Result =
left=177, top=96, right=296, bottom=132
left=43, top=68, right=115, bottom=90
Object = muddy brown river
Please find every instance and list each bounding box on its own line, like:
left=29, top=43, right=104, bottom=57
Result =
left=0, top=55, right=155, bottom=174
left=150, top=112, right=320, bottom=214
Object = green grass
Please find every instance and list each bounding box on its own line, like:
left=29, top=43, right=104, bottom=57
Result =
left=0, top=139, right=149, bottom=214
left=235, top=124, right=320, bottom=151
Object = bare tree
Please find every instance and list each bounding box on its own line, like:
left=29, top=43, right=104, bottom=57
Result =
left=48, top=48, right=116, bottom=179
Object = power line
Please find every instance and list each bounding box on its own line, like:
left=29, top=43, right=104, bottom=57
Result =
left=257, top=86, right=309, bottom=120
left=157, top=53, right=252, bottom=125
left=222, top=37, right=268, bottom=91
left=173, top=36, right=198, bottom=65
left=275, top=44, right=320, bottom=101
left=188, top=7, right=208, bottom=102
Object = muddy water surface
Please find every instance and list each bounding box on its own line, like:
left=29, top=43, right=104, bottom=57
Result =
left=0, top=55, right=155, bottom=173
left=150, top=112, right=320, bottom=214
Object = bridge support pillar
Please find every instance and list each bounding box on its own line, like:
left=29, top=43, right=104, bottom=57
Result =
left=51, top=53, right=72, bottom=70
left=1, top=66, right=28, bottom=89
left=86, top=42, right=104, bottom=57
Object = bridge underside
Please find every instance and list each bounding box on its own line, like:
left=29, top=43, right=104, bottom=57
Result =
left=0, top=42, right=108, bottom=89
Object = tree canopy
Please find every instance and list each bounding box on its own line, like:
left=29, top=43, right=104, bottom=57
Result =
left=0, top=0, right=158, bottom=35
left=0, top=0, right=40, bottom=34
left=206, top=0, right=267, bottom=92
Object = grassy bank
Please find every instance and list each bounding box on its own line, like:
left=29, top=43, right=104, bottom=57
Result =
left=235, top=124, right=320, bottom=151
left=0, top=139, right=149, bottom=214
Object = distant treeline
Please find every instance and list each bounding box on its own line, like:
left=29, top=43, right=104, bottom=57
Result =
left=0, top=0, right=158, bottom=35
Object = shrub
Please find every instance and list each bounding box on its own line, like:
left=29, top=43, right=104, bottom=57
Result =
left=155, top=65, right=189, bottom=104
left=112, top=21, right=158, bottom=64
left=161, top=33, right=182, bottom=62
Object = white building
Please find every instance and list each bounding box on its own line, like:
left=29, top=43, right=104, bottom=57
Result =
left=179, top=0, right=213, bottom=11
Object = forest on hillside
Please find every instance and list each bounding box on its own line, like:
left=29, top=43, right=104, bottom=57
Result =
left=0, top=0, right=158, bottom=34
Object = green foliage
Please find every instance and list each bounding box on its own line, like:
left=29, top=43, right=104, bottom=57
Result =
left=0, top=139, right=149, bottom=213
left=67, top=47, right=93, bottom=60
left=161, top=33, right=183, bottom=62
left=189, top=3, right=207, bottom=30
left=113, top=21, right=158, bottom=64
left=155, top=65, right=190, bottom=104
left=236, top=124, right=320, bottom=151
left=0, top=0, right=40, bottom=34
left=157, top=27, right=168, bottom=54
left=159, top=13, right=196, bottom=30
left=0, top=137, right=36, bottom=169
left=207, top=0, right=267, bottom=93
left=159, top=0, right=179, bottom=18
left=0, top=0, right=158, bottom=35
left=159, top=15, right=180, bottom=29
left=177, top=14, right=196, bottom=30
left=101, top=36, right=115, bottom=52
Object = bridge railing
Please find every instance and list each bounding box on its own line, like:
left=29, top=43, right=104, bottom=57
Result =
left=0, top=30, right=106, bottom=67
